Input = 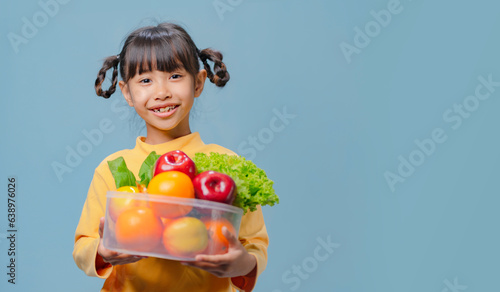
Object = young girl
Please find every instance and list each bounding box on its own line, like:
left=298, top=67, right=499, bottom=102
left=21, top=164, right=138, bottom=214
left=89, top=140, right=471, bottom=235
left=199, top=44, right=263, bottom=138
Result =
left=73, top=22, right=268, bottom=292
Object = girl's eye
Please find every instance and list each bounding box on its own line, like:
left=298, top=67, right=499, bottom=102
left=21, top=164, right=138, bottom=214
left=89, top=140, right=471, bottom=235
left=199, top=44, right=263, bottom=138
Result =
left=170, top=74, right=182, bottom=79
left=140, top=78, right=152, bottom=84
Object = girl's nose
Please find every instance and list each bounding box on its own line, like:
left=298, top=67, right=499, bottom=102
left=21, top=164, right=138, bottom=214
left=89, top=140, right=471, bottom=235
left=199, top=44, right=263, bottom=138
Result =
left=155, top=83, right=171, bottom=100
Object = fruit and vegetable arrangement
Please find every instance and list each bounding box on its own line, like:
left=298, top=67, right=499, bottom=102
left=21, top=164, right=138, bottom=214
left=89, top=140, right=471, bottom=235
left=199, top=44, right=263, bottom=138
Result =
left=102, top=150, right=279, bottom=260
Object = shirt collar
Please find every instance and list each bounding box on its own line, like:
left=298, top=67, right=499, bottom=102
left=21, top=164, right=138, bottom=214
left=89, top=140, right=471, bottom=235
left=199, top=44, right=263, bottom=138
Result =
left=135, top=132, right=204, bottom=155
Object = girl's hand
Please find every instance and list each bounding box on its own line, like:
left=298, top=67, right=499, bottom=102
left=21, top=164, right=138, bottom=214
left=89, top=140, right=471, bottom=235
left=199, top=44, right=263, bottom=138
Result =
left=181, top=227, right=257, bottom=278
left=97, top=217, right=147, bottom=266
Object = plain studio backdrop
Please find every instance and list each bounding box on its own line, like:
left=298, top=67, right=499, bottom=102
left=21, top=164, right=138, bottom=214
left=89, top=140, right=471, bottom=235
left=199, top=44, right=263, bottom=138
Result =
left=1, top=0, right=500, bottom=291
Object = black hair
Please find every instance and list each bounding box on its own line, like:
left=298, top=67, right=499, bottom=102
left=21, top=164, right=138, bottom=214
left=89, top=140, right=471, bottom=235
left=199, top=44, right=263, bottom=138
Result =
left=95, top=22, right=230, bottom=98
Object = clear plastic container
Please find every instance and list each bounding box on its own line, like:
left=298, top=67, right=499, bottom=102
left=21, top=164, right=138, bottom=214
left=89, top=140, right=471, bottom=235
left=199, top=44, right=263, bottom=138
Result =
left=102, top=191, right=243, bottom=261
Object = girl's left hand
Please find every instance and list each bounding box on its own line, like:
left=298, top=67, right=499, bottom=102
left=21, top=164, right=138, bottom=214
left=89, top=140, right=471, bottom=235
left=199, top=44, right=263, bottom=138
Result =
left=181, top=226, right=257, bottom=278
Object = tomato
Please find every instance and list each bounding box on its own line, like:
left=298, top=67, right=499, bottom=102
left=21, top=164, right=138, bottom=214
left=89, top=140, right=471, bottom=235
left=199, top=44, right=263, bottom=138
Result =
left=147, top=171, right=195, bottom=218
left=203, top=218, right=236, bottom=255
left=162, top=217, right=208, bottom=257
left=115, top=206, right=163, bottom=251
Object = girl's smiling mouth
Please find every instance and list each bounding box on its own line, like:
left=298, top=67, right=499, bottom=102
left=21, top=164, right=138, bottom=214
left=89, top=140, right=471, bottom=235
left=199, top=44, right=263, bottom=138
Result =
left=149, top=104, right=179, bottom=117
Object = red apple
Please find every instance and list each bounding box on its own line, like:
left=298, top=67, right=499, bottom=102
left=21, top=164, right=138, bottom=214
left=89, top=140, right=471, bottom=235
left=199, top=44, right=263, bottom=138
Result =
left=193, top=171, right=236, bottom=205
left=153, top=150, right=197, bottom=179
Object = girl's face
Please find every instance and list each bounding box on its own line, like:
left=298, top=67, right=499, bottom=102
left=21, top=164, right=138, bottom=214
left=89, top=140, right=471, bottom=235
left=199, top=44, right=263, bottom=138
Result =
left=119, top=68, right=207, bottom=144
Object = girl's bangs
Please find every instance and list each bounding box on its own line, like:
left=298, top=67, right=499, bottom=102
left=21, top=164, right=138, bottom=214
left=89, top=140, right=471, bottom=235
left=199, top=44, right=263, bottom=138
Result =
left=124, top=34, right=197, bottom=80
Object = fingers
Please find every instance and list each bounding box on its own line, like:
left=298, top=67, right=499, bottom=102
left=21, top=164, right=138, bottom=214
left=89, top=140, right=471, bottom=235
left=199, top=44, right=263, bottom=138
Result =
left=222, top=226, right=239, bottom=247
left=99, top=217, right=105, bottom=238
left=99, top=247, right=119, bottom=259
left=97, top=217, right=148, bottom=266
left=183, top=260, right=220, bottom=269
left=100, top=248, right=147, bottom=266
left=195, top=253, right=229, bottom=263
left=107, top=254, right=147, bottom=266
left=97, top=237, right=148, bottom=266
left=185, top=253, right=231, bottom=269
left=180, top=228, right=254, bottom=279
left=97, top=240, right=117, bottom=260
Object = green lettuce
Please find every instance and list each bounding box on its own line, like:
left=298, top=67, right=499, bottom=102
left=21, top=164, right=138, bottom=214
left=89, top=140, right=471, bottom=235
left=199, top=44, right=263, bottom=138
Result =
left=138, top=151, right=161, bottom=187
left=193, top=152, right=279, bottom=213
left=107, top=157, right=137, bottom=189
left=107, top=151, right=279, bottom=214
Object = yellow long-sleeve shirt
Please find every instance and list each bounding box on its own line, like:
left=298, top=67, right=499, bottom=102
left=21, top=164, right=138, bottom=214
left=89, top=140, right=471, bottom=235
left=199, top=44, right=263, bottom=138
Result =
left=73, top=132, right=268, bottom=292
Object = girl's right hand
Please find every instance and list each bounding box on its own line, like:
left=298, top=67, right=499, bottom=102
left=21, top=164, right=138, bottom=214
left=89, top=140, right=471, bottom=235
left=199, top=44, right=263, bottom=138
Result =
left=97, top=217, right=148, bottom=266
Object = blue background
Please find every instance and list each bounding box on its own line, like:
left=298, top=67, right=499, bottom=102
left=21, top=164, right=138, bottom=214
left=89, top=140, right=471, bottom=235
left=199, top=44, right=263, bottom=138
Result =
left=1, top=0, right=499, bottom=291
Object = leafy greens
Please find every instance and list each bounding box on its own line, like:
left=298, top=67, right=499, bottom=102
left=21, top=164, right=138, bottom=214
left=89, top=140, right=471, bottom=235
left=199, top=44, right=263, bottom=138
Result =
left=193, top=152, right=279, bottom=213
left=107, top=157, right=137, bottom=189
left=138, top=151, right=161, bottom=187
left=107, top=151, right=279, bottom=214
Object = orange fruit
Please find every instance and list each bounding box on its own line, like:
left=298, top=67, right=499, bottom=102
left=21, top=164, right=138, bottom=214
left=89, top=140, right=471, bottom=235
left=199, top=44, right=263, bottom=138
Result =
left=162, top=217, right=208, bottom=257
left=147, top=171, right=195, bottom=218
left=108, top=186, right=145, bottom=221
left=161, top=217, right=173, bottom=227
left=115, top=206, right=163, bottom=251
left=203, top=218, right=236, bottom=254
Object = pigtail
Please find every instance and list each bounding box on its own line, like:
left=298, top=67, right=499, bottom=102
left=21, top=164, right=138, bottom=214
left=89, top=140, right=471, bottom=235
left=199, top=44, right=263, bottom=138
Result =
left=95, top=55, right=120, bottom=98
left=197, top=48, right=230, bottom=87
